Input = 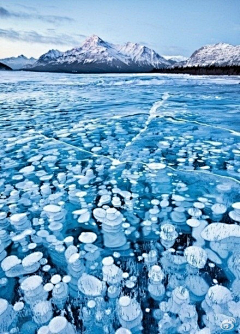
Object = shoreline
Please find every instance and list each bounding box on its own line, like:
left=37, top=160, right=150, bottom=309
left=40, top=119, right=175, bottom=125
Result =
left=152, top=65, right=240, bottom=76
left=22, top=65, right=240, bottom=75
left=2, top=66, right=240, bottom=76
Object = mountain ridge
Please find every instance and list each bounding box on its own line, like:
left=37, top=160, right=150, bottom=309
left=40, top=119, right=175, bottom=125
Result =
left=0, top=55, right=36, bottom=70
left=173, top=43, right=240, bottom=68
left=27, top=35, right=171, bottom=73
left=2, top=37, right=239, bottom=73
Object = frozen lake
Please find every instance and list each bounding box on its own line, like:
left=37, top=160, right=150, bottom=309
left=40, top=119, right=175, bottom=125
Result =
left=0, top=72, right=240, bottom=333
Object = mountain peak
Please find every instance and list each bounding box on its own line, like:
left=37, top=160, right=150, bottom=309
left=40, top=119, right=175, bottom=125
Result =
left=83, top=35, right=104, bottom=46
left=33, top=49, right=63, bottom=67
left=183, top=43, right=240, bottom=67
left=39, top=49, right=63, bottom=61
left=46, top=49, right=61, bottom=54
left=116, top=42, right=170, bottom=67
left=213, top=42, right=231, bottom=47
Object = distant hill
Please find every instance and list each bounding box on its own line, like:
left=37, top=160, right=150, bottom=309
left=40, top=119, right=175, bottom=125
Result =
left=163, top=55, right=188, bottom=65
left=0, top=62, right=12, bottom=71
left=0, top=55, right=36, bottom=70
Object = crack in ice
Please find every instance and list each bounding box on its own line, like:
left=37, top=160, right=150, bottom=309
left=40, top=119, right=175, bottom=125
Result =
left=37, top=131, right=240, bottom=185
left=162, top=116, right=240, bottom=136
left=118, top=92, right=170, bottom=159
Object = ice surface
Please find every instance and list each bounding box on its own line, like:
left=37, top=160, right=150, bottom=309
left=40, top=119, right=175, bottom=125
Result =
left=0, top=72, right=240, bottom=333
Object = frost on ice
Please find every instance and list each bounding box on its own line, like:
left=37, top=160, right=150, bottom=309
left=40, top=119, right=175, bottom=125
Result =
left=0, top=72, right=239, bottom=333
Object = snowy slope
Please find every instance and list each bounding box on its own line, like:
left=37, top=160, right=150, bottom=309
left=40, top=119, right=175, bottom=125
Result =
left=31, top=49, right=64, bottom=68
left=0, top=55, right=36, bottom=70
left=29, top=35, right=171, bottom=73
left=57, top=36, right=130, bottom=66
left=37, top=49, right=63, bottom=63
left=178, top=43, right=240, bottom=67
left=116, top=42, right=170, bottom=68
left=163, top=55, right=188, bottom=64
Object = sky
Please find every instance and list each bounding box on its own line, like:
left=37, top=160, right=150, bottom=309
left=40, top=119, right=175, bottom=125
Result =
left=0, top=0, right=240, bottom=59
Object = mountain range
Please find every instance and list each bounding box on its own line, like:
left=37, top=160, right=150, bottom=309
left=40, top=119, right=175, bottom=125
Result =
left=163, top=55, right=188, bottom=64
left=0, top=55, right=36, bottom=70
left=26, top=35, right=171, bottom=73
left=0, top=36, right=239, bottom=73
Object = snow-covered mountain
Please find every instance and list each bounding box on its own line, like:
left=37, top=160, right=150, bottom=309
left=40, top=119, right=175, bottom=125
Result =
left=29, top=35, right=171, bottom=73
left=163, top=55, right=188, bottom=64
left=116, top=42, right=170, bottom=68
left=0, top=55, right=36, bottom=70
left=176, top=43, right=240, bottom=68
left=37, top=49, right=64, bottom=64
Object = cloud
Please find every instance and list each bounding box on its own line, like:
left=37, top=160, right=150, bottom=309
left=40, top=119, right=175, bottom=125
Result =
left=14, top=4, right=38, bottom=12
left=16, top=3, right=56, bottom=11
left=0, top=28, right=85, bottom=46
left=0, top=6, right=74, bottom=24
left=0, top=7, right=10, bottom=17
